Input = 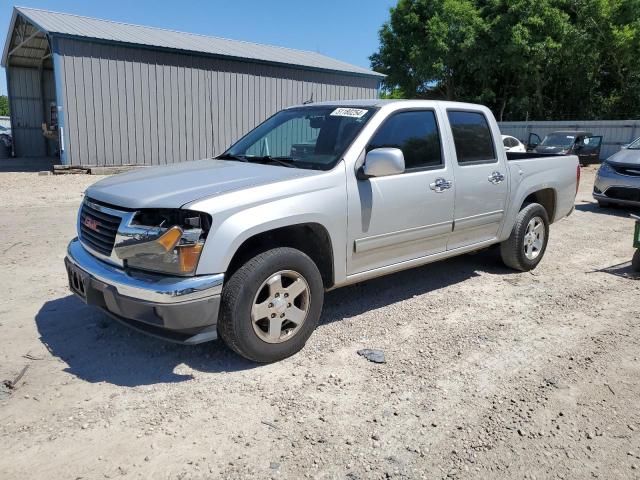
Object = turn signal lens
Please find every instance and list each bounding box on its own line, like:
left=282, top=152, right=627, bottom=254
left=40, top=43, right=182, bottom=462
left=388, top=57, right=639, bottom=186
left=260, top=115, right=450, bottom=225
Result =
left=156, top=226, right=183, bottom=252
left=178, top=243, right=203, bottom=273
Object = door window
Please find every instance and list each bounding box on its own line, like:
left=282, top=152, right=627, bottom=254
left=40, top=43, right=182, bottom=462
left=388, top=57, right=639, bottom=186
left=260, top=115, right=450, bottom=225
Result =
left=368, top=110, right=442, bottom=170
left=448, top=111, right=496, bottom=164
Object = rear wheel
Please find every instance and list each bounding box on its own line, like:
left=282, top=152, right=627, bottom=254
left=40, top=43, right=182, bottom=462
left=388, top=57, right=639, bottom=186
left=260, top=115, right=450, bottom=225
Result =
left=500, top=203, right=549, bottom=271
left=218, top=247, right=324, bottom=362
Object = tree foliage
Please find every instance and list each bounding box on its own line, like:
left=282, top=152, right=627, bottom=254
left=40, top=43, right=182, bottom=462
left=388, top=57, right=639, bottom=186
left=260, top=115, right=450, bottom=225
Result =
left=371, top=0, right=640, bottom=120
left=0, top=95, right=9, bottom=117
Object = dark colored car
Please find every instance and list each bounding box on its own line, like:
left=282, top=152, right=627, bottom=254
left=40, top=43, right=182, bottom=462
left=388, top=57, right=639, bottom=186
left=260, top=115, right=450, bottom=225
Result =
left=0, top=125, right=12, bottom=148
left=527, top=130, right=602, bottom=165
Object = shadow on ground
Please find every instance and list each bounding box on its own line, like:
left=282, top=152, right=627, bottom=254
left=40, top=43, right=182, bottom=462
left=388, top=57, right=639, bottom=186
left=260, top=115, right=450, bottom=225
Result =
left=0, top=157, right=55, bottom=172
left=36, top=249, right=511, bottom=387
left=587, top=260, right=640, bottom=279
left=575, top=201, right=640, bottom=218
left=36, top=295, right=258, bottom=387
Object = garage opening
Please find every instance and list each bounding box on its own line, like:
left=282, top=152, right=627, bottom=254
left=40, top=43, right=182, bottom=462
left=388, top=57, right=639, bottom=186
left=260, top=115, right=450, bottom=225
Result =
left=3, top=13, right=59, bottom=160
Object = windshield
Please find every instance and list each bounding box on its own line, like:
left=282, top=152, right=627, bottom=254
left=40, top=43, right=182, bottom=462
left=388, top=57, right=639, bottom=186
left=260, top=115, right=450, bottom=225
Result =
left=540, top=133, right=576, bottom=148
left=627, top=137, right=640, bottom=150
left=220, top=106, right=376, bottom=170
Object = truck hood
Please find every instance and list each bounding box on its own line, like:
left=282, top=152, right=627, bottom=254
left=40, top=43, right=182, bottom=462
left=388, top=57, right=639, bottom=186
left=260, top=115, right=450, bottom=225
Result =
left=607, top=148, right=640, bottom=166
left=85, top=159, right=320, bottom=209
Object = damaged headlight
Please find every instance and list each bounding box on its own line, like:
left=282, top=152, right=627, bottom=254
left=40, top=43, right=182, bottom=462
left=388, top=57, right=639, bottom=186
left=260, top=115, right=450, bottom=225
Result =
left=113, top=209, right=211, bottom=276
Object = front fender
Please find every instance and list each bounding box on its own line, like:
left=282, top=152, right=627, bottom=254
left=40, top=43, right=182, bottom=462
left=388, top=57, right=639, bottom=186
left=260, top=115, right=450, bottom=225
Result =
left=187, top=167, right=348, bottom=281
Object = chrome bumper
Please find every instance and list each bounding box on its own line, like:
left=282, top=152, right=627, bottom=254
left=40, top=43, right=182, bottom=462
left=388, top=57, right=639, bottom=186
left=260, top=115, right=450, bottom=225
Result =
left=66, top=238, right=223, bottom=304
left=65, top=239, right=223, bottom=344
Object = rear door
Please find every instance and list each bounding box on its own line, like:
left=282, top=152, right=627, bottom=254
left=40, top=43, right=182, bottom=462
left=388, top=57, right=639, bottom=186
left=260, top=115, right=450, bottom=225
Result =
left=346, top=108, right=455, bottom=275
left=444, top=109, right=509, bottom=250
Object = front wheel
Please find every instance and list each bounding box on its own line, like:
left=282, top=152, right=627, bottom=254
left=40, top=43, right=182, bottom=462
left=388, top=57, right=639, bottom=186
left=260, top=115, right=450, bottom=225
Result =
left=500, top=203, right=550, bottom=271
left=218, top=247, right=324, bottom=363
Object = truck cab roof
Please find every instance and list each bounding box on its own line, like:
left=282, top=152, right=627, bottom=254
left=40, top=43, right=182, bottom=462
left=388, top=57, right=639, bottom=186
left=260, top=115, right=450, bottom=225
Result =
left=285, top=99, right=491, bottom=110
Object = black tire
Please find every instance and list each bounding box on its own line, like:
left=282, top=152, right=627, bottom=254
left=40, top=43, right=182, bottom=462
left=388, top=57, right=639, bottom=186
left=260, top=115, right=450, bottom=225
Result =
left=632, top=249, right=640, bottom=272
left=500, top=203, right=550, bottom=271
left=218, top=247, right=324, bottom=363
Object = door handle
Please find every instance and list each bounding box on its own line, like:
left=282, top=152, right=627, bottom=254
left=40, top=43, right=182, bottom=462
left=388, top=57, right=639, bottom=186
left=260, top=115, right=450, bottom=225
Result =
left=488, top=171, right=505, bottom=184
left=429, top=177, right=453, bottom=193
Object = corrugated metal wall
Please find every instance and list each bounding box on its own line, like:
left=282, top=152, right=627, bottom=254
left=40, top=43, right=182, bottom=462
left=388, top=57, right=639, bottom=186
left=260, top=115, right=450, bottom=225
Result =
left=6, top=66, right=56, bottom=157
left=499, top=120, right=640, bottom=160
left=53, top=38, right=379, bottom=166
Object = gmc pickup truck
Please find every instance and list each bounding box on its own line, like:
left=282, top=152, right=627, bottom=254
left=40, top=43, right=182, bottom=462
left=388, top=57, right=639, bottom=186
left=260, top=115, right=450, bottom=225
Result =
left=65, top=100, right=579, bottom=362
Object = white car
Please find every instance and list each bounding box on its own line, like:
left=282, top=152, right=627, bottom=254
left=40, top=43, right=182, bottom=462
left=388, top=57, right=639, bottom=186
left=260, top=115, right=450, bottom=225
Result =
left=502, top=135, right=526, bottom=152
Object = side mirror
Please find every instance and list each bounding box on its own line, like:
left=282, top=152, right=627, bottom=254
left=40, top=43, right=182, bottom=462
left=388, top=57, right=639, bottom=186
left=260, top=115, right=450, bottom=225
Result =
left=361, top=148, right=405, bottom=178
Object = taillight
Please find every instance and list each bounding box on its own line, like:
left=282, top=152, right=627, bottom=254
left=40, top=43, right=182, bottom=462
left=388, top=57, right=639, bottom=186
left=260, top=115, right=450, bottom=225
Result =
left=576, top=164, right=581, bottom=195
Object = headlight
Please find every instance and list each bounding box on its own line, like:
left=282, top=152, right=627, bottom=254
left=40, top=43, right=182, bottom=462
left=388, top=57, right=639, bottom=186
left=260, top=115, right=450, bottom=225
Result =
left=113, top=209, right=211, bottom=276
left=599, top=161, right=613, bottom=174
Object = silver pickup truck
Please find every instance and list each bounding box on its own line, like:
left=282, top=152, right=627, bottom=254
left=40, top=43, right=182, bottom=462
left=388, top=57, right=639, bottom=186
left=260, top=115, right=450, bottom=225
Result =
left=65, top=100, right=579, bottom=362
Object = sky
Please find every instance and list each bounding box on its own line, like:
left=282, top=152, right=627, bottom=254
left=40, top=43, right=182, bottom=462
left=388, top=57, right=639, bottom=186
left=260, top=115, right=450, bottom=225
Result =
left=0, top=0, right=395, bottom=95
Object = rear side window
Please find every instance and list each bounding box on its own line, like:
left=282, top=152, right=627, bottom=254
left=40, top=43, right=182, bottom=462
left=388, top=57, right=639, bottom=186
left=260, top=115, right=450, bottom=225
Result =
left=448, top=111, right=496, bottom=164
left=368, top=110, right=442, bottom=170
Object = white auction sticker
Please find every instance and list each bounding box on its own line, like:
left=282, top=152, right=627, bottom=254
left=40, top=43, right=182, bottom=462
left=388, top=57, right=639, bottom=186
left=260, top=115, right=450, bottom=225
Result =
left=330, top=107, right=368, bottom=118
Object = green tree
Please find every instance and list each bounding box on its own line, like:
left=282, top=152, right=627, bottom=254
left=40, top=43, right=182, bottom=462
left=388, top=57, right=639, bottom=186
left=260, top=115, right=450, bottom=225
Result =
left=0, top=95, right=9, bottom=117
left=371, top=0, right=484, bottom=100
left=372, top=0, right=640, bottom=121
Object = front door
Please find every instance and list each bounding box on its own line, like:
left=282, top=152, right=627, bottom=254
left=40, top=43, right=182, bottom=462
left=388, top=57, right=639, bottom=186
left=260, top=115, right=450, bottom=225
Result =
left=444, top=109, right=509, bottom=250
left=575, top=136, right=602, bottom=164
left=347, top=109, right=455, bottom=275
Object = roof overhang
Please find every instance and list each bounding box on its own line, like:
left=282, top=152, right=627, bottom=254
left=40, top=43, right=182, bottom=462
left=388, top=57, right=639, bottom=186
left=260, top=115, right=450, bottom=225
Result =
left=6, top=6, right=384, bottom=79
left=2, top=8, right=52, bottom=68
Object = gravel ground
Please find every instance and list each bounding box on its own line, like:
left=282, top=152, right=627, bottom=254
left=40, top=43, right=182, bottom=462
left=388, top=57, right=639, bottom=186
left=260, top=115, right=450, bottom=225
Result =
left=0, top=167, right=639, bottom=480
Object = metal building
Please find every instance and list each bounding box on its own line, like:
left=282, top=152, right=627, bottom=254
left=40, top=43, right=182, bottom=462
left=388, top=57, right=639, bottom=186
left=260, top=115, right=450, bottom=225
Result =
left=1, top=7, right=383, bottom=165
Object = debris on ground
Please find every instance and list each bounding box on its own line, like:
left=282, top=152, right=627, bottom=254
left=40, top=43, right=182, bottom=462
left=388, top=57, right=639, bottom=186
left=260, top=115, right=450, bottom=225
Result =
left=357, top=349, right=386, bottom=364
left=2, top=364, right=29, bottom=391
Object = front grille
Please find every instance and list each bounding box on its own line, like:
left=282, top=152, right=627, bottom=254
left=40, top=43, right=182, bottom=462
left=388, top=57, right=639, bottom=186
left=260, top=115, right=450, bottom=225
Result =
left=604, top=186, right=640, bottom=202
left=611, top=164, right=640, bottom=176
left=79, top=200, right=122, bottom=256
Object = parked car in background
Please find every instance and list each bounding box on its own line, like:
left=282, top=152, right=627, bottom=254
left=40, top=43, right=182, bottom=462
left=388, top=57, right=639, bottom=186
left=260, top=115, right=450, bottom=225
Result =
left=593, top=136, right=640, bottom=208
left=65, top=100, right=580, bottom=362
left=502, top=135, right=526, bottom=152
left=0, top=125, right=12, bottom=148
left=527, top=130, right=602, bottom=165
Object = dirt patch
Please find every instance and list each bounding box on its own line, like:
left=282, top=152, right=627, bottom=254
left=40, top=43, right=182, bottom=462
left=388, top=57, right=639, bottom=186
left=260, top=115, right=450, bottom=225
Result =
left=0, top=167, right=639, bottom=479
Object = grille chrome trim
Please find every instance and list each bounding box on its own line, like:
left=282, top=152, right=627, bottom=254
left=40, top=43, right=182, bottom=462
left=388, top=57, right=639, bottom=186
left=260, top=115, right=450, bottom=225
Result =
left=77, top=198, right=134, bottom=266
left=602, top=186, right=640, bottom=202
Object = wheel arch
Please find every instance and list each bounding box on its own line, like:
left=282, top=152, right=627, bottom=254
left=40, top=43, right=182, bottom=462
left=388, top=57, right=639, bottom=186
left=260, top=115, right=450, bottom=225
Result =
left=224, top=222, right=335, bottom=288
left=521, top=188, right=557, bottom=223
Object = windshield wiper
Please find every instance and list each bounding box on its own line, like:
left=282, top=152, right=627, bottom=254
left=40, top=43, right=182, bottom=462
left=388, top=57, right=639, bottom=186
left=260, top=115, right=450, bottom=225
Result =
left=248, top=156, right=298, bottom=168
left=216, top=153, right=248, bottom=162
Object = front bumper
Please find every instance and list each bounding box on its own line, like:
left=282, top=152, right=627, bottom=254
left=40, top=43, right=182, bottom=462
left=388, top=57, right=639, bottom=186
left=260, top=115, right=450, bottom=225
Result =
left=65, top=238, right=223, bottom=344
left=593, top=166, right=640, bottom=207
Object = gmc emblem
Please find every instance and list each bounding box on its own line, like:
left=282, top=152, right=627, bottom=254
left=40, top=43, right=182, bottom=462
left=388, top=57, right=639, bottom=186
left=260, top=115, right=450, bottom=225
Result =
left=83, top=216, right=100, bottom=232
